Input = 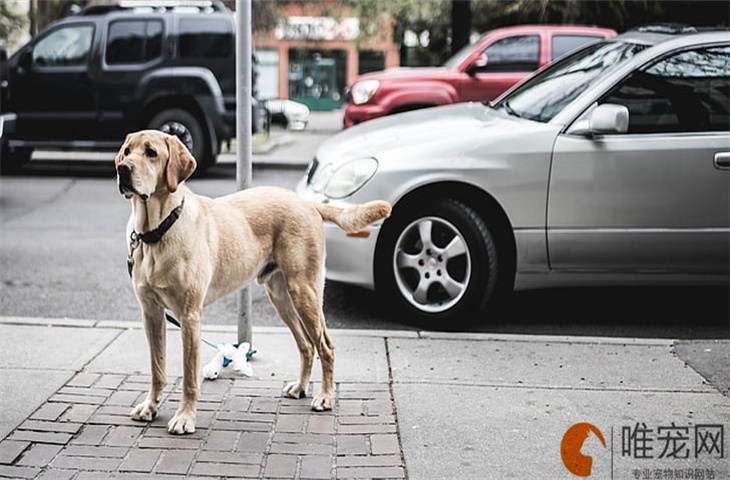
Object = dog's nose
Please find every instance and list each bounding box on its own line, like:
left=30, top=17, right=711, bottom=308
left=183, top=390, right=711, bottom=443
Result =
left=117, top=160, right=135, bottom=197
left=117, top=160, right=133, bottom=175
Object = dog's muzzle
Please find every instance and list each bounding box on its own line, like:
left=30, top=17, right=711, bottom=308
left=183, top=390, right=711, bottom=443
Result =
left=117, top=161, right=148, bottom=201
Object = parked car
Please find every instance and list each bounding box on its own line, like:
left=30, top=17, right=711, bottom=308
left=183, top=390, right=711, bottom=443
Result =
left=264, top=99, right=310, bottom=130
left=0, top=0, right=264, bottom=172
left=343, top=24, right=616, bottom=128
left=297, top=26, right=730, bottom=328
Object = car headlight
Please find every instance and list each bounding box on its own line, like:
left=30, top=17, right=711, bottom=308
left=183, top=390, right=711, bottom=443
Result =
left=313, top=157, right=379, bottom=199
left=351, top=80, right=380, bottom=105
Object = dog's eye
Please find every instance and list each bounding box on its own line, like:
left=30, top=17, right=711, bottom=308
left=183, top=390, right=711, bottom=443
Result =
left=145, top=147, right=157, bottom=158
left=124, top=147, right=130, bottom=156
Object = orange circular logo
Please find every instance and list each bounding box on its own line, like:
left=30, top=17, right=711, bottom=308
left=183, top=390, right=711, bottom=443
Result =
left=561, top=423, right=606, bottom=477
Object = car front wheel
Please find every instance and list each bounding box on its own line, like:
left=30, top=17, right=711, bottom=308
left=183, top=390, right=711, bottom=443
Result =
left=376, top=198, right=499, bottom=329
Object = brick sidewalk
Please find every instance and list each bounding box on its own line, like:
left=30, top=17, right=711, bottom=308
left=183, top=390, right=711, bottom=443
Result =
left=0, top=373, right=406, bottom=479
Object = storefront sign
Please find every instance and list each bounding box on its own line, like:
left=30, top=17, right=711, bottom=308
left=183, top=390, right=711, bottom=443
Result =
left=276, top=16, right=359, bottom=41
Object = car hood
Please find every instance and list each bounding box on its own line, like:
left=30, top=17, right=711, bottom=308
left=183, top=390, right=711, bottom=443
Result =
left=354, top=66, right=458, bottom=83
left=316, top=102, right=537, bottom=165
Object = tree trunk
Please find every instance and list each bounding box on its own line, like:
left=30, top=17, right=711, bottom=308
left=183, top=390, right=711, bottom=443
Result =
left=451, top=0, right=471, bottom=56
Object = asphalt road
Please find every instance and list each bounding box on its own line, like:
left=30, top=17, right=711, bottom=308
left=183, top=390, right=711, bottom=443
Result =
left=1, top=154, right=728, bottom=340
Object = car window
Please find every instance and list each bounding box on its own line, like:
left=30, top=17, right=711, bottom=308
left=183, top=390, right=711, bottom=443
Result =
left=32, top=24, right=94, bottom=67
left=443, top=33, right=487, bottom=69
left=502, top=41, right=646, bottom=123
left=552, top=35, right=604, bottom=60
left=601, top=45, right=730, bottom=133
left=478, top=35, right=539, bottom=73
left=179, top=18, right=232, bottom=58
left=106, top=20, right=163, bottom=65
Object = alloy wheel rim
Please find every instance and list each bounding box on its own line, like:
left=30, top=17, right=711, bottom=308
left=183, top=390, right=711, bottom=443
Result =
left=393, top=216, right=471, bottom=313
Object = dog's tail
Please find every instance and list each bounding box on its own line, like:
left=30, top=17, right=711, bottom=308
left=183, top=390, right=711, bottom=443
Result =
left=314, top=200, right=391, bottom=233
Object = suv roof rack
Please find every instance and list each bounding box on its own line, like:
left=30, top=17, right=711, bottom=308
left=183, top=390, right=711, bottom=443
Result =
left=76, top=1, right=228, bottom=16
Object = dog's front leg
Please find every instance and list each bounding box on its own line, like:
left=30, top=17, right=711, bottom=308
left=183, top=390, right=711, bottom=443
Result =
left=131, top=299, right=167, bottom=423
left=167, top=309, right=201, bottom=434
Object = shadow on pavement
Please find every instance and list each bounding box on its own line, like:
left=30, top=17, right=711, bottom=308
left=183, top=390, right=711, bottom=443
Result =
left=326, top=282, right=729, bottom=340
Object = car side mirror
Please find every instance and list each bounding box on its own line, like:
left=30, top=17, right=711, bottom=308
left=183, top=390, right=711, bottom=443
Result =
left=568, top=103, right=629, bottom=136
left=465, top=54, right=488, bottom=76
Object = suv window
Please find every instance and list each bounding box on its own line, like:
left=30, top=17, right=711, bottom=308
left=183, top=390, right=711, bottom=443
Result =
left=179, top=18, right=232, bottom=58
left=32, top=24, right=94, bottom=67
left=552, top=35, right=602, bottom=60
left=106, top=19, right=163, bottom=64
left=480, top=35, right=539, bottom=73
left=602, top=45, right=730, bottom=133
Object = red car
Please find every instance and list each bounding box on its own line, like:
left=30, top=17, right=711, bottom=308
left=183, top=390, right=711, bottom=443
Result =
left=344, top=25, right=616, bottom=128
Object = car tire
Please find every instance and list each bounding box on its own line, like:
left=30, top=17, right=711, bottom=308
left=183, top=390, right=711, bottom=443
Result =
left=376, top=198, right=499, bottom=329
left=148, top=109, right=213, bottom=170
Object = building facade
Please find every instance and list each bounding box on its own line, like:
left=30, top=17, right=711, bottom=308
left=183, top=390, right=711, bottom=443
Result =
left=253, top=3, right=399, bottom=111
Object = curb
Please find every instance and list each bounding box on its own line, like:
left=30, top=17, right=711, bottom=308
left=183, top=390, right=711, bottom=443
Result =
left=0, top=315, right=675, bottom=347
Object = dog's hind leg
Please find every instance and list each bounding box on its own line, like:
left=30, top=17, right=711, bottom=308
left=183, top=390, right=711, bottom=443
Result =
left=308, top=322, right=335, bottom=412
left=284, top=279, right=334, bottom=412
left=264, top=272, right=316, bottom=401
left=131, top=296, right=167, bottom=423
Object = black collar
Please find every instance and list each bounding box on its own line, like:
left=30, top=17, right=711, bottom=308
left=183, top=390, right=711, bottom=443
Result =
left=134, top=197, right=185, bottom=245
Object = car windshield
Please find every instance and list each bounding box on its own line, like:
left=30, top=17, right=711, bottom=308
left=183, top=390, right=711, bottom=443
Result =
left=497, top=40, right=647, bottom=122
left=443, top=33, right=487, bottom=68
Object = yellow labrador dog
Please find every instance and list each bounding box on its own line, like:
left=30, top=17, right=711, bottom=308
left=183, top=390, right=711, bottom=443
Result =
left=115, top=130, right=390, bottom=434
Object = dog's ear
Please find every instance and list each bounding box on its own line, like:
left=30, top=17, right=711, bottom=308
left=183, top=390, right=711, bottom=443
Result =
left=165, top=134, right=197, bottom=192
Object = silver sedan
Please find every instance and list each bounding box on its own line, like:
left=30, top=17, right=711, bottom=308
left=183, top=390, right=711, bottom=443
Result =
left=297, top=27, right=730, bottom=328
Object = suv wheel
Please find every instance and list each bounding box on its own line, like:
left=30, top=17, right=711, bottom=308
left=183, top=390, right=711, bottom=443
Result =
left=149, top=109, right=210, bottom=169
left=376, top=198, right=500, bottom=329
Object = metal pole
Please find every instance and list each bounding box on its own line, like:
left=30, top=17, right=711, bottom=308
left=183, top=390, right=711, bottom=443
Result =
left=235, top=0, right=253, bottom=347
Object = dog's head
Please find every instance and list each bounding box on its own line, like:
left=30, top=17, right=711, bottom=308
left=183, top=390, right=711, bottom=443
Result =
left=115, top=130, right=197, bottom=200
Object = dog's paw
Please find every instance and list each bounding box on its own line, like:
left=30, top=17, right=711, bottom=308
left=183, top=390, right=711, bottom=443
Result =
left=168, top=410, right=196, bottom=435
left=130, top=401, right=158, bottom=422
left=311, top=392, right=334, bottom=412
left=283, top=381, right=307, bottom=399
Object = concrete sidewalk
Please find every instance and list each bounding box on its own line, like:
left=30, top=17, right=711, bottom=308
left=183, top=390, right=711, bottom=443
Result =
left=0, top=316, right=728, bottom=479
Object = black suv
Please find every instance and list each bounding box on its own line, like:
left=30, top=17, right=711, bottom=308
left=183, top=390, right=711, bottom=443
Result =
left=1, top=1, right=265, bottom=172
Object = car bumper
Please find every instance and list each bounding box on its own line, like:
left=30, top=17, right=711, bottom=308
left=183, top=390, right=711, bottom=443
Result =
left=322, top=222, right=381, bottom=290
left=297, top=176, right=382, bottom=289
left=287, top=112, right=309, bottom=130
left=343, top=103, right=387, bottom=128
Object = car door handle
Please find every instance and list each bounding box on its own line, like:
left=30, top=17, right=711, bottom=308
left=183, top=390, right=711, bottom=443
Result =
left=714, top=152, right=730, bottom=170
